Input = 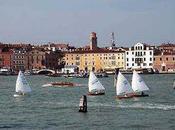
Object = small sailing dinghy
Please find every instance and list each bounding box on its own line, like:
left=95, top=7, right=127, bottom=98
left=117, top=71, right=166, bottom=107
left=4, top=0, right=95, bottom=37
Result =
left=131, top=70, right=149, bottom=97
left=14, top=71, right=32, bottom=97
left=88, top=71, right=105, bottom=95
left=79, top=95, right=87, bottom=113
left=116, top=71, right=134, bottom=99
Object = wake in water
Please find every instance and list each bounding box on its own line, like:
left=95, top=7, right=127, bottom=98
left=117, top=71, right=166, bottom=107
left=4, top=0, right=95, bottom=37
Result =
left=117, top=102, right=175, bottom=111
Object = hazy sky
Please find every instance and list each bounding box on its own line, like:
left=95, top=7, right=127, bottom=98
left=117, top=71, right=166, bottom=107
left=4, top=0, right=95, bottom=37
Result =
left=0, top=0, right=174, bottom=47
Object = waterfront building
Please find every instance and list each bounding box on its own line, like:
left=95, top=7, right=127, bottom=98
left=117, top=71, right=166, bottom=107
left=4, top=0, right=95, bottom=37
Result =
left=0, top=48, right=13, bottom=69
left=41, top=43, right=76, bottom=52
left=27, top=48, right=46, bottom=70
left=158, top=43, right=175, bottom=53
left=64, top=49, right=125, bottom=73
left=153, top=43, right=175, bottom=72
left=63, top=32, right=125, bottom=73
left=45, top=50, right=64, bottom=71
left=125, top=42, right=154, bottom=70
left=12, top=49, right=28, bottom=71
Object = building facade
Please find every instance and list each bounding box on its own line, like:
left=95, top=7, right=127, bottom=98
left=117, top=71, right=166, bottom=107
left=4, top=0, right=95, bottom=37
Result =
left=0, top=48, right=13, bottom=69
left=153, top=52, right=175, bottom=72
left=64, top=49, right=125, bottom=73
left=125, top=42, right=154, bottom=70
left=12, top=49, right=28, bottom=71
left=27, top=49, right=46, bottom=70
left=153, top=43, right=175, bottom=72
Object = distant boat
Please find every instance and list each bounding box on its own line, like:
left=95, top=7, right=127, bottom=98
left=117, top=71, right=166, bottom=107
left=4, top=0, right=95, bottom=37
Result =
left=42, top=81, right=75, bottom=87
left=131, top=70, right=149, bottom=97
left=88, top=71, right=105, bottom=95
left=79, top=95, right=87, bottom=113
left=14, top=71, right=32, bottom=97
left=116, top=71, right=134, bottom=99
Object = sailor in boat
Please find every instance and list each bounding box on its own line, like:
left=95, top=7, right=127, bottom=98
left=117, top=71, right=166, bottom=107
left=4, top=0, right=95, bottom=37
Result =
left=79, top=95, right=87, bottom=113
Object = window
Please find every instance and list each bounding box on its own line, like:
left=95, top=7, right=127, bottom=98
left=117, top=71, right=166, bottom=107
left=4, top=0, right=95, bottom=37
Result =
left=112, top=56, right=115, bottom=60
left=154, top=58, right=155, bottom=61
left=149, top=63, right=152, bottom=66
left=127, top=63, right=129, bottom=66
left=132, top=63, right=134, bottom=66
left=150, top=58, right=152, bottom=61
left=127, top=58, right=129, bottom=61
left=76, top=62, right=80, bottom=65
left=144, top=52, right=146, bottom=55
left=166, top=58, right=168, bottom=61
left=76, top=57, right=80, bottom=60
left=160, top=58, right=162, bottom=61
left=132, top=58, right=134, bottom=61
left=126, top=52, right=129, bottom=55
left=173, top=57, right=175, bottom=60
left=144, top=58, right=146, bottom=61
left=112, top=61, right=116, bottom=65
left=150, top=51, right=152, bottom=55
left=132, top=52, right=134, bottom=55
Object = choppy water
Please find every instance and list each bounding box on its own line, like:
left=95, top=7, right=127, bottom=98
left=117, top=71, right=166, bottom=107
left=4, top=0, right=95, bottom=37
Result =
left=0, top=74, right=175, bottom=130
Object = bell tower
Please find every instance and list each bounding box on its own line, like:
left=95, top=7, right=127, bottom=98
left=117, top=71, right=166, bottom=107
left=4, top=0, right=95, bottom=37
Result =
left=89, top=32, right=97, bottom=50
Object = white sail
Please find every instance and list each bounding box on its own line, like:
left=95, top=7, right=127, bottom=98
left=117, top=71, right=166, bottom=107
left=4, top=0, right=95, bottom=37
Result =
left=116, top=71, right=133, bottom=96
left=15, top=71, right=32, bottom=93
left=88, top=71, right=105, bottom=93
left=131, top=70, right=149, bottom=92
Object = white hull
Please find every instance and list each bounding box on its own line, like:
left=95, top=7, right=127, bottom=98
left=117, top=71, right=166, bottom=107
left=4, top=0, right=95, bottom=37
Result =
left=13, top=94, right=22, bottom=97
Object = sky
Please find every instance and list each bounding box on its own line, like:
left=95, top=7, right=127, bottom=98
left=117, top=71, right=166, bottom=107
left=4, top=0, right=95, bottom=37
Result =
left=0, top=0, right=174, bottom=47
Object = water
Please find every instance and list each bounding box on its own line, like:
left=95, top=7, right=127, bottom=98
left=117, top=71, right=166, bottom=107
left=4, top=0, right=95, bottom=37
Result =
left=0, top=74, right=175, bottom=130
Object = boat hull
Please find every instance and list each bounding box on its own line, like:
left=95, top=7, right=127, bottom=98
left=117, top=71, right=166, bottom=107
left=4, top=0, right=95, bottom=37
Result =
left=116, top=95, right=134, bottom=99
left=88, top=92, right=105, bottom=96
left=133, top=94, right=149, bottom=97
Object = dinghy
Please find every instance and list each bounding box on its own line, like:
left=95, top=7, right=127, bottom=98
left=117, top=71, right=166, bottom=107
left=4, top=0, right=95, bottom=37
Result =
left=88, top=71, right=105, bottom=95
left=131, top=70, right=149, bottom=97
left=79, top=95, right=87, bottom=113
left=116, top=71, right=134, bottom=99
left=14, top=71, right=32, bottom=97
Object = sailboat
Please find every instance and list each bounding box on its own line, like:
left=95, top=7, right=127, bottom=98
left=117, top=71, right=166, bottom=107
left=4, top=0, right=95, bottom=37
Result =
left=131, top=70, right=149, bottom=97
left=116, top=71, right=134, bottom=99
left=14, top=71, right=32, bottom=97
left=88, top=71, right=105, bottom=95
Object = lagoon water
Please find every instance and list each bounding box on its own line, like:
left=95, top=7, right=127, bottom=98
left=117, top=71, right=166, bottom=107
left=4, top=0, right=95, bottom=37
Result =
left=0, top=74, right=175, bottom=130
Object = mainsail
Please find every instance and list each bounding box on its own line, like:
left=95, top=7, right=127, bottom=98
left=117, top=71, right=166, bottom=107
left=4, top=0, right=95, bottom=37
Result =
left=131, top=70, right=149, bottom=92
left=88, top=71, right=105, bottom=93
left=116, top=71, right=133, bottom=96
left=16, top=71, right=32, bottom=93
